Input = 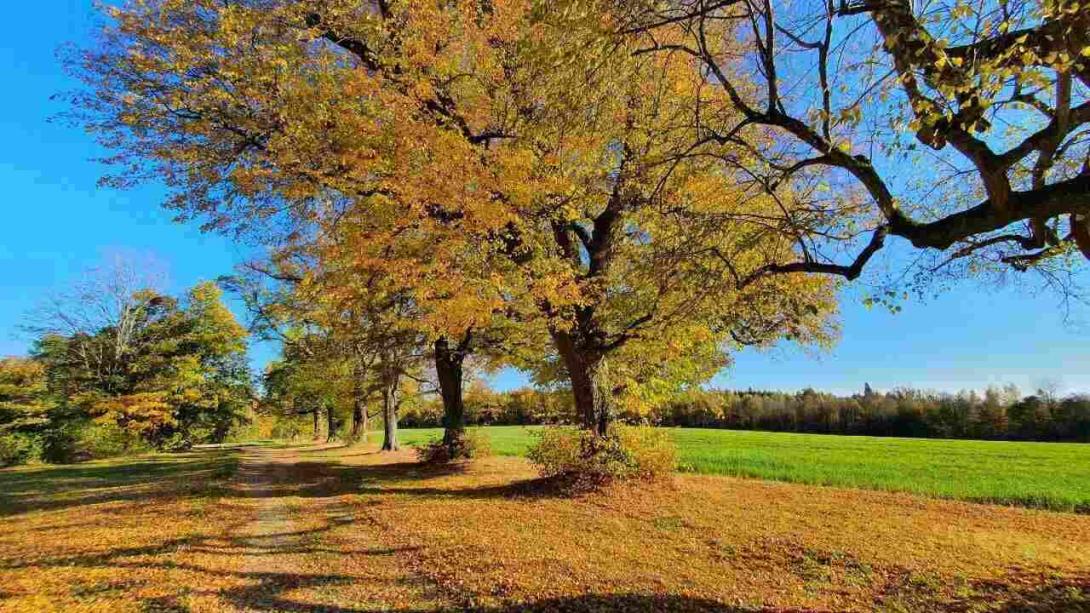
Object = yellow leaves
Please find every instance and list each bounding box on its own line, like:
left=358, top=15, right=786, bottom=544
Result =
left=0, top=357, right=48, bottom=420
left=92, top=391, right=175, bottom=436
left=83, top=0, right=844, bottom=400
left=949, top=2, right=974, bottom=19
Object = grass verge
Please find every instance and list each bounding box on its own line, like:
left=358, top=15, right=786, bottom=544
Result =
left=397, top=426, right=1090, bottom=512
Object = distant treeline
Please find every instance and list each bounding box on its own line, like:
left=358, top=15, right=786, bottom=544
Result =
left=401, top=383, right=1090, bottom=442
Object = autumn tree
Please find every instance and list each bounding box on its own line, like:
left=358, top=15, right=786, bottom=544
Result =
left=28, top=273, right=253, bottom=451
left=229, top=248, right=434, bottom=450
left=69, top=0, right=838, bottom=451
left=261, top=335, right=351, bottom=441
left=301, top=258, right=434, bottom=452
left=307, top=185, right=536, bottom=457
left=0, top=358, right=48, bottom=429
left=419, top=2, right=840, bottom=435
left=226, top=258, right=352, bottom=442
left=617, top=0, right=1090, bottom=294
left=263, top=357, right=320, bottom=440
left=0, top=358, right=49, bottom=466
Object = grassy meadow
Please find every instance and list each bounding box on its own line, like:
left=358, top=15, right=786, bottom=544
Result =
left=398, top=426, right=1090, bottom=512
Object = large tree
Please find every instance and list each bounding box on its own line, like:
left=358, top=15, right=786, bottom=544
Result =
left=70, top=0, right=837, bottom=444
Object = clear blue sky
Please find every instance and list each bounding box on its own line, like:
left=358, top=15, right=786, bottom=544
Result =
left=2, top=1, right=1087, bottom=396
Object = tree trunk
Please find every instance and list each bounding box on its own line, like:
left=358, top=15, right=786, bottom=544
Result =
left=350, top=367, right=368, bottom=442
left=326, top=402, right=336, bottom=443
left=435, top=336, right=467, bottom=457
left=312, top=408, right=321, bottom=441
left=551, top=329, right=610, bottom=436
left=381, top=377, right=400, bottom=451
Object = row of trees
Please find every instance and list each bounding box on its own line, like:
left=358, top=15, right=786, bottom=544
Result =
left=651, top=385, right=1090, bottom=441
left=394, top=383, right=1090, bottom=442
left=67, top=0, right=1089, bottom=462
left=0, top=264, right=252, bottom=465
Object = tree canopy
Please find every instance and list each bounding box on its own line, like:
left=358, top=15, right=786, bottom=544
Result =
left=24, top=271, right=253, bottom=455
left=69, top=0, right=842, bottom=442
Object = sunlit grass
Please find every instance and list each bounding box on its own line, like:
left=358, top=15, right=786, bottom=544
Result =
left=398, top=426, right=1090, bottom=512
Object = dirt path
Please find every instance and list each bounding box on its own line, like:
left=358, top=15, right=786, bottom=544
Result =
left=212, top=445, right=449, bottom=612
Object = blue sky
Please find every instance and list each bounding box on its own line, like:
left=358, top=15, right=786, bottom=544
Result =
left=2, top=1, right=1088, bottom=396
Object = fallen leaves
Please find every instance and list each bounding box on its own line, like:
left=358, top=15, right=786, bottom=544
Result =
left=0, top=443, right=1088, bottom=611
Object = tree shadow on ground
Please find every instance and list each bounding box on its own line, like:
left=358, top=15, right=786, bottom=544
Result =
left=136, top=593, right=755, bottom=612
left=4, top=508, right=428, bottom=612
left=128, top=583, right=1090, bottom=612
left=876, top=565, right=1090, bottom=612
left=0, top=445, right=559, bottom=520
left=963, top=569, right=1090, bottom=612
left=475, top=594, right=751, bottom=612
left=0, top=449, right=238, bottom=518
left=245, top=458, right=561, bottom=501
left=5, top=445, right=1089, bottom=612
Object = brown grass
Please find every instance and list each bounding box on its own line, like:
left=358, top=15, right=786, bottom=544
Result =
left=0, top=443, right=1087, bottom=611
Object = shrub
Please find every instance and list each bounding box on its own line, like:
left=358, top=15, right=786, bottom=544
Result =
left=40, top=425, right=78, bottom=464
left=160, top=432, right=193, bottom=452
left=615, top=425, right=677, bottom=478
left=41, top=420, right=148, bottom=463
left=526, top=425, right=676, bottom=489
left=414, top=428, right=492, bottom=464
left=0, top=432, right=41, bottom=467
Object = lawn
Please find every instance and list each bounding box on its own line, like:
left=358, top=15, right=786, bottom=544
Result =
left=1, top=443, right=1088, bottom=611
left=397, top=426, right=1090, bottom=512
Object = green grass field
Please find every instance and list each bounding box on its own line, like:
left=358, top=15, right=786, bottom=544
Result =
left=398, top=426, right=1090, bottom=512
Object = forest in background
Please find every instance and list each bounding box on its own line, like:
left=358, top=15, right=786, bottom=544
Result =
left=265, top=380, right=1090, bottom=444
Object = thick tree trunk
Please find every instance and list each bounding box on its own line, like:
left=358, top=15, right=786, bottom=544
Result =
left=552, top=329, right=610, bottom=437
left=435, top=336, right=467, bottom=456
left=326, top=403, right=336, bottom=442
left=381, top=379, right=400, bottom=451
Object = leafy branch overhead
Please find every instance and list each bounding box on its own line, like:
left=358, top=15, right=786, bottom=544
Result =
left=622, top=0, right=1090, bottom=281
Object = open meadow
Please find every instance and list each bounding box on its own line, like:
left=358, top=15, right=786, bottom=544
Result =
left=398, top=426, right=1090, bottom=512
left=1, top=439, right=1089, bottom=611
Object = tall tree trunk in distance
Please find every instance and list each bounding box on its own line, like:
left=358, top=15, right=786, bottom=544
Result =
left=381, top=374, right=400, bottom=451
left=552, top=329, right=611, bottom=437
left=312, top=408, right=321, bottom=441
left=350, top=386, right=368, bottom=438
left=435, top=335, right=468, bottom=458
left=326, top=402, right=336, bottom=443
left=350, top=371, right=368, bottom=442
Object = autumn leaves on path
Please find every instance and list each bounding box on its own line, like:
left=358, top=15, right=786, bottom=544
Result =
left=224, top=446, right=448, bottom=611
left=0, top=445, right=449, bottom=612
